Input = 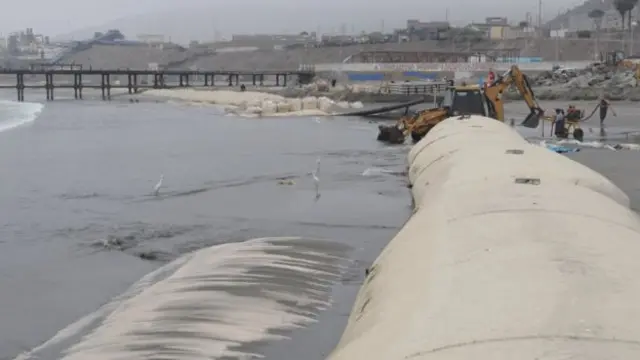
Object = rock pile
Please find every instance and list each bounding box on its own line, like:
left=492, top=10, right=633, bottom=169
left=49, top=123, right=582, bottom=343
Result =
left=511, top=63, right=640, bottom=101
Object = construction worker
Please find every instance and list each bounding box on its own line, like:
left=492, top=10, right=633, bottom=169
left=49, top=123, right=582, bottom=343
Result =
left=566, top=105, right=581, bottom=122
left=488, top=69, right=496, bottom=84
left=598, top=97, right=616, bottom=126
left=554, top=108, right=567, bottom=138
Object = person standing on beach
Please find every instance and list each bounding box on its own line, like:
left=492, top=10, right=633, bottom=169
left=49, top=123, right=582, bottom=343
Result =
left=599, top=97, right=616, bottom=126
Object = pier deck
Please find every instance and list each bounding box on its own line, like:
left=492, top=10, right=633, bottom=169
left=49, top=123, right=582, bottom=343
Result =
left=0, top=68, right=316, bottom=101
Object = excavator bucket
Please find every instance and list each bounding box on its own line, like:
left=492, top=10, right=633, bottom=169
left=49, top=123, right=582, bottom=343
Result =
left=521, top=109, right=543, bottom=128
left=377, top=125, right=405, bottom=144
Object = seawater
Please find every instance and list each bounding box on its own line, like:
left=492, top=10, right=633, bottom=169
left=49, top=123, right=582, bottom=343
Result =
left=0, top=99, right=43, bottom=133
left=2, top=94, right=640, bottom=359
left=0, top=95, right=411, bottom=360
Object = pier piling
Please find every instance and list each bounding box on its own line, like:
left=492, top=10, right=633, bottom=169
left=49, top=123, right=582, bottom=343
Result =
left=16, top=73, right=24, bottom=102
left=0, top=68, right=316, bottom=101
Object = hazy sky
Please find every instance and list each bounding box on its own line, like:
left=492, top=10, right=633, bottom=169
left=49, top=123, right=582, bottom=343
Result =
left=0, top=0, right=596, bottom=41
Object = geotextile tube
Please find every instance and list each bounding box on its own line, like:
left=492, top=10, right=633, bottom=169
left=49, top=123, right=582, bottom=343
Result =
left=328, top=115, right=640, bottom=359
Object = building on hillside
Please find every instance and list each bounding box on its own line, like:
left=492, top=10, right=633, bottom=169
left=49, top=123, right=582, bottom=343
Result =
left=346, top=49, right=514, bottom=63
left=550, top=29, right=569, bottom=38
left=137, top=34, right=166, bottom=44
left=470, top=17, right=509, bottom=39
left=320, top=35, right=356, bottom=46
left=7, top=34, right=18, bottom=55
left=230, top=33, right=316, bottom=49
left=567, top=7, right=624, bottom=31
left=406, top=20, right=450, bottom=40
left=485, top=17, right=508, bottom=25
left=469, top=17, right=536, bottom=40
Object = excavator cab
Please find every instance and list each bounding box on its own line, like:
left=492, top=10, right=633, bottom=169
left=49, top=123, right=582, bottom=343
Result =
left=448, top=87, right=488, bottom=117
left=602, top=50, right=626, bottom=66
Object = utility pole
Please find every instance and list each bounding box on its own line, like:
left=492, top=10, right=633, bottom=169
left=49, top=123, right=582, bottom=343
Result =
left=555, top=29, right=564, bottom=62
left=537, top=0, right=543, bottom=38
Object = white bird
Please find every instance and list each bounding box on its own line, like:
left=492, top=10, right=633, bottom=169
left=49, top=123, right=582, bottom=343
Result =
left=312, top=170, right=320, bottom=199
left=315, top=157, right=321, bottom=175
left=313, top=117, right=321, bottom=123
left=153, top=174, right=164, bottom=196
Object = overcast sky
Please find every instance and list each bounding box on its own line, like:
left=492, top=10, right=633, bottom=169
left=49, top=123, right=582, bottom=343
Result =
left=0, top=0, right=596, bottom=42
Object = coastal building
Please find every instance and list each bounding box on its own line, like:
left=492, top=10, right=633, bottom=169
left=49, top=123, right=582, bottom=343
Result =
left=137, top=34, right=166, bottom=44
left=229, top=33, right=317, bottom=49
left=468, top=17, right=536, bottom=40
left=320, top=35, right=356, bottom=46
left=406, top=20, right=450, bottom=40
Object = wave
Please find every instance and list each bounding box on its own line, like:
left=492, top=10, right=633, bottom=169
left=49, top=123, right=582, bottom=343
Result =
left=537, top=139, right=640, bottom=151
left=0, top=100, right=44, bottom=133
left=14, top=237, right=351, bottom=360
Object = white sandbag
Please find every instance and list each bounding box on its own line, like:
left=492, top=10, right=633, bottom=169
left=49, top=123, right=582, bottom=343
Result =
left=302, top=96, right=318, bottom=110
left=245, top=106, right=262, bottom=114
left=317, top=97, right=335, bottom=112
left=260, top=100, right=277, bottom=115
left=288, top=98, right=302, bottom=111
left=275, top=102, right=293, bottom=113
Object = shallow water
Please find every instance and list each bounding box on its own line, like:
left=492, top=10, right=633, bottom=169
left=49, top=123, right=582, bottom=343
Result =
left=1, top=92, right=639, bottom=359
left=0, top=93, right=412, bottom=359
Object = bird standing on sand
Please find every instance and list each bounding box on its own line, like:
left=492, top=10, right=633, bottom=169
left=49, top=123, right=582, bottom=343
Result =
left=312, top=158, right=320, bottom=199
left=154, top=175, right=164, bottom=196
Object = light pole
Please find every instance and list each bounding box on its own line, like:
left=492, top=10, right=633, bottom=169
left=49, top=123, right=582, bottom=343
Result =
left=631, top=20, right=638, bottom=55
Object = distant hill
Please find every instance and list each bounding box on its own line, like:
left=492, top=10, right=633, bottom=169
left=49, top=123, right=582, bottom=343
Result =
left=545, top=0, right=615, bottom=29
left=51, top=5, right=412, bottom=45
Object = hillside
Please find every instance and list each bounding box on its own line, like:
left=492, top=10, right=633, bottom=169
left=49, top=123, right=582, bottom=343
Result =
left=51, top=4, right=417, bottom=45
left=545, top=0, right=615, bottom=29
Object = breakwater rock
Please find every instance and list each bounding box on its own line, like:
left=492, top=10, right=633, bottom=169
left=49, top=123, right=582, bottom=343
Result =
left=505, top=63, right=640, bottom=101
left=264, top=79, right=430, bottom=104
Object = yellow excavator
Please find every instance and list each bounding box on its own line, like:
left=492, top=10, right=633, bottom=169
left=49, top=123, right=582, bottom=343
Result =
left=601, top=50, right=640, bottom=81
left=377, top=65, right=545, bottom=144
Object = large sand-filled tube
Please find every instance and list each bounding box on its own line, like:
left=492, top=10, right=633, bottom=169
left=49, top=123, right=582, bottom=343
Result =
left=328, top=115, right=640, bottom=360
left=16, top=237, right=351, bottom=360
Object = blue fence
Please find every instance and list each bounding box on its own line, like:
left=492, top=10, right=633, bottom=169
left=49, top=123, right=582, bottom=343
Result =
left=495, top=57, right=543, bottom=63
left=346, top=71, right=438, bottom=81
left=347, top=72, right=386, bottom=81
left=402, top=71, right=437, bottom=80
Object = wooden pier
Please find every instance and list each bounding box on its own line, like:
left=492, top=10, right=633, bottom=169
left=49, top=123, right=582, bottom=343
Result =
left=0, top=69, right=316, bottom=102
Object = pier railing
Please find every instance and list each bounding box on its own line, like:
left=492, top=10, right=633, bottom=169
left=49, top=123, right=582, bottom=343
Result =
left=382, top=81, right=451, bottom=95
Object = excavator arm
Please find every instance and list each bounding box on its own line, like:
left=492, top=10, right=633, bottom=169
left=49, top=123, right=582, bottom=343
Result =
left=484, top=65, right=544, bottom=128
